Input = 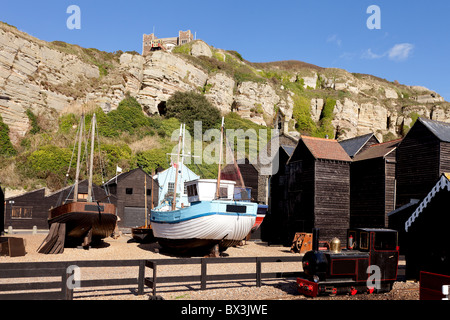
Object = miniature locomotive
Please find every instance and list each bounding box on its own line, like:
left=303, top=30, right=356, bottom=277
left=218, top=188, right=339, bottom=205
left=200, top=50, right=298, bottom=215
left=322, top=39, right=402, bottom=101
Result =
left=297, top=228, right=399, bottom=297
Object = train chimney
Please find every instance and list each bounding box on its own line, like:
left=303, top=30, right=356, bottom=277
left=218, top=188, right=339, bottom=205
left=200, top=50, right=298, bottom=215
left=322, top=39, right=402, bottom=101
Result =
left=312, top=228, right=319, bottom=251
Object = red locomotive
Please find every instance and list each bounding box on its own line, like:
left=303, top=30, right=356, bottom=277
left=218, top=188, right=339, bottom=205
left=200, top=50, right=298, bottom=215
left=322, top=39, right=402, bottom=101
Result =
left=297, top=228, right=399, bottom=297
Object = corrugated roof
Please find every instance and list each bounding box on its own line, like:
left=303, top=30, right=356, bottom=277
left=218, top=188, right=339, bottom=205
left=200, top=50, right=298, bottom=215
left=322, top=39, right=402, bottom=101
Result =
left=353, top=139, right=402, bottom=162
left=300, top=136, right=352, bottom=162
left=419, top=117, right=450, bottom=142
left=339, top=133, right=376, bottom=158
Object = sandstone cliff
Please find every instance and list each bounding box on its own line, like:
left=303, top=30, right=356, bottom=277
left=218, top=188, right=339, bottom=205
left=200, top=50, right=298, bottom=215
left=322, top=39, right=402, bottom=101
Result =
left=1, top=21, right=449, bottom=143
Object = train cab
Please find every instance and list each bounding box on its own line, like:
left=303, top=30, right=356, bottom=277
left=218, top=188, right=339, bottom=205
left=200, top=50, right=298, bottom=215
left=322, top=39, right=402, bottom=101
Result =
left=297, top=228, right=399, bottom=297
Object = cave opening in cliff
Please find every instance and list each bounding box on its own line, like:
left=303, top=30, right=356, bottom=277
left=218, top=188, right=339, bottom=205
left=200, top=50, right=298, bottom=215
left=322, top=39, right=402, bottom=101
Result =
left=157, top=101, right=167, bottom=116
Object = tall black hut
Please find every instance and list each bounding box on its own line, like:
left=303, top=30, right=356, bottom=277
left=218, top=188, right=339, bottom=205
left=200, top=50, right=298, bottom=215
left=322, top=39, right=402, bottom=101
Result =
left=264, top=145, right=295, bottom=245
left=283, top=136, right=352, bottom=243
left=396, top=117, right=450, bottom=208
left=349, top=139, right=401, bottom=228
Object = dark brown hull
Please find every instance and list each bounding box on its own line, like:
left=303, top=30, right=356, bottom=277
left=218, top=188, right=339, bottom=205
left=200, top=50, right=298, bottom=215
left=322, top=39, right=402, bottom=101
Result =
left=49, top=202, right=117, bottom=244
left=131, top=226, right=155, bottom=243
left=156, top=237, right=222, bottom=255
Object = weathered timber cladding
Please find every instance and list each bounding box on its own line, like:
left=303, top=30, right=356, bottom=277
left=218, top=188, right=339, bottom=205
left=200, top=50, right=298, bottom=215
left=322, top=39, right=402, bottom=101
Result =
left=262, top=147, right=294, bottom=244
left=287, top=143, right=315, bottom=242
left=396, top=121, right=441, bottom=208
left=440, top=142, right=450, bottom=173
left=350, top=158, right=385, bottom=228
left=221, top=160, right=260, bottom=202
left=268, top=137, right=351, bottom=245
left=4, top=181, right=107, bottom=230
left=106, top=168, right=158, bottom=229
left=351, top=137, right=399, bottom=229
left=385, top=159, right=396, bottom=223
left=314, top=160, right=350, bottom=241
left=1, top=186, right=5, bottom=233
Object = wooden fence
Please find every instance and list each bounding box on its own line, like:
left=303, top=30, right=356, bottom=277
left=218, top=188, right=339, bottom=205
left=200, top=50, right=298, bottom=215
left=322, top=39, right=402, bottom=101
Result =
left=0, top=256, right=302, bottom=300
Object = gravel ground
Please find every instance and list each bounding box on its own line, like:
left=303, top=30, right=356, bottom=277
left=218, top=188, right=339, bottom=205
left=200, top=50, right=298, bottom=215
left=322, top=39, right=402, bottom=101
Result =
left=0, top=233, right=418, bottom=301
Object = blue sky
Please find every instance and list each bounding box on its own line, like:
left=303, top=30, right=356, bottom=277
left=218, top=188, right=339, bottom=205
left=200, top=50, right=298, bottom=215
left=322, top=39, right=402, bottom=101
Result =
left=2, top=0, right=450, bottom=100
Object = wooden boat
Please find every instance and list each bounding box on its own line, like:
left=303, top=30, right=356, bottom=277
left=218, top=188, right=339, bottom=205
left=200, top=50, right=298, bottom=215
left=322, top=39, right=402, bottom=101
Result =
left=42, top=113, right=117, bottom=251
left=150, top=120, right=258, bottom=255
left=131, top=225, right=155, bottom=243
left=49, top=202, right=117, bottom=244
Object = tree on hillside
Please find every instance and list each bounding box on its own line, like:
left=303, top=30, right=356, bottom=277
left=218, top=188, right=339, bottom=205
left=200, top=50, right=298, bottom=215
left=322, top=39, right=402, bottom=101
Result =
left=166, top=91, right=221, bottom=133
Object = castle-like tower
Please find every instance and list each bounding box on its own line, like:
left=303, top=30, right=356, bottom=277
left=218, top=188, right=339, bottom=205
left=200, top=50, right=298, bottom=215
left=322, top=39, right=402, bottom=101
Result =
left=142, top=30, right=194, bottom=56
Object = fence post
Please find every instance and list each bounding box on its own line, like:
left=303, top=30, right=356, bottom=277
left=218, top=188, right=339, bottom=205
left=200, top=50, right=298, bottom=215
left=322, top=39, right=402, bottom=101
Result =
left=201, top=259, right=207, bottom=290
left=144, top=260, right=158, bottom=296
left=138, top=260, right=145, bottom=295
left=256, top=257, right=262, bottom=287
left=62, top=264, right=74, bottom=300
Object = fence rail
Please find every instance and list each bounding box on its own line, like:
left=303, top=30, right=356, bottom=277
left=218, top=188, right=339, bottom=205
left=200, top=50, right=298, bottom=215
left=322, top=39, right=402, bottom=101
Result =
left=0, top=256, right=303, bottom=300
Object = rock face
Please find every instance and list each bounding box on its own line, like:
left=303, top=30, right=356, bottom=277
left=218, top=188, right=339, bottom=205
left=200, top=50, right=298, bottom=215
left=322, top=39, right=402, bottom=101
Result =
left=1, top=22, right=449, bottom=143
left=0, top=25, right=99, bottom=137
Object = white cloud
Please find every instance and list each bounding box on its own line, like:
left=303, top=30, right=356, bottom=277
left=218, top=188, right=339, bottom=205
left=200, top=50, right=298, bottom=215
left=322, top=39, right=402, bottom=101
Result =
left=327, top=34, right=342, bottom=47
left=361, top=48, right=385, bottom=60
left=388, top=43, right=414, bottom=61
left=361, top=43, right=414, bottom=62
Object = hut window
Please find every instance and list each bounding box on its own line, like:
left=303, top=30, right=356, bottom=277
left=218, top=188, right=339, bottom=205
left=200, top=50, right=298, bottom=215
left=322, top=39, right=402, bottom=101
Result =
left=11, top=207, right=32, bottom=219
left=78, top=193, right=88, bottom=200
left=146, top=189, right=152, bottom=196
left=126, top=188, right=133, bottom=195
left=168, top=182, right=175, bottom=194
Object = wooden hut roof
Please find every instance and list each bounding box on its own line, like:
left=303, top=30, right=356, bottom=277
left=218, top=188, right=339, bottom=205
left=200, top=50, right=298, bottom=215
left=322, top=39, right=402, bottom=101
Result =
left=339, top=133, right=379, bottom=158
left=353, top=139, right=402, bottom=162
left=103, top=167, right=154, bottom=186
left=418, top=117, right=450, bottom=142
left=296, top=136, right=352, bottom=162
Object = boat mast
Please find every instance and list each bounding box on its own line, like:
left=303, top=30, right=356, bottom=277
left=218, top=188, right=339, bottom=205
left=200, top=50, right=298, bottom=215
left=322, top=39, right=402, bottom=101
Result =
left=87, top=113, right=96, bottom=203
left=172, top=124, right=183, bottom=210
left=225, top=135, right=245, bottom=188
left=73, top=114, right=85, bottom=202
left=215, top=117, right=225, bottom=199
left=144, top=174, right=148, bottom=228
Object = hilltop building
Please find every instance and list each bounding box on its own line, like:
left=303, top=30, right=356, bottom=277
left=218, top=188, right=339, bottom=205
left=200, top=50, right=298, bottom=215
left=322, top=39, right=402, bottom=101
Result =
left=142, top=30, right=194, bottom=55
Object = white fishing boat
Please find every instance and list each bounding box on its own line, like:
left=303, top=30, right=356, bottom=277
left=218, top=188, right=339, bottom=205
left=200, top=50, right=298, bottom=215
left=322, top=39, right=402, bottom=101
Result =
left=150, top=119, right=258, bottom=255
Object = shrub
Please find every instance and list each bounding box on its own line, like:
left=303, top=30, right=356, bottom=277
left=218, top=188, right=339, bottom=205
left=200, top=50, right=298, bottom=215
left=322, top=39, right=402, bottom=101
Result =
left=105, top=96, right=149, bottom=135
left=26, top=109, right=41, bottom=134
left=26, top=145, right=73, bottom=178
left=166, top=91, right=221, bottom=133
left=136, top=148, right=169, bottom=174
left=292, top=95, right=316, bottom=135
left=58, top=113, right=78, bottom=134
left=313, top=98, right=336, bottom=138
left=0, top=114, right=16, bottom=157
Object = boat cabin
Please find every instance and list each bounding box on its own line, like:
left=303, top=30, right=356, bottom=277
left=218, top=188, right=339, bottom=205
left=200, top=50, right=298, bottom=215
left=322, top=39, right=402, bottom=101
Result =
left=186, top=179, right=236, bottom=203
